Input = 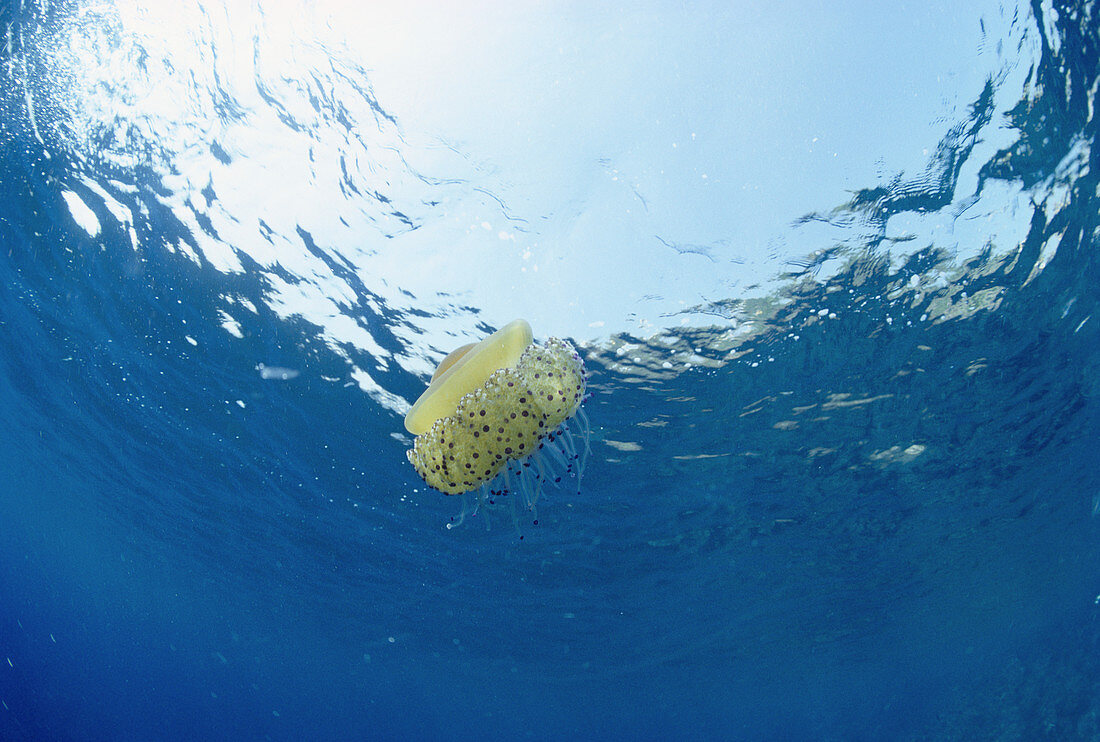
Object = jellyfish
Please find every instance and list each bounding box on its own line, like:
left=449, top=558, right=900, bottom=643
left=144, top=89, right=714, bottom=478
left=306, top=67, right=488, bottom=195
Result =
left=404, top=319, right=591, bottom=530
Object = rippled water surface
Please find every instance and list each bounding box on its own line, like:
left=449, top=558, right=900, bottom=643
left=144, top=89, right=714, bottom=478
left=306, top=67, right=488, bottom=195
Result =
left=2, top=1, right=1099, bottom=739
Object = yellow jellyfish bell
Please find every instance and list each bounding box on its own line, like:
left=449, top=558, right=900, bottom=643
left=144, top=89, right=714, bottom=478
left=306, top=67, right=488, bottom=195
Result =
left=405, top=320, right=590, bottom=526
left=404, top=319, right=535, bottom=437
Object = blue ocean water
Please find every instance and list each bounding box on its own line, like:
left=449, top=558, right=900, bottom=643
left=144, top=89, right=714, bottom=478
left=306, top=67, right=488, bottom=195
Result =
left=2, top=0, right=1099, bottom=740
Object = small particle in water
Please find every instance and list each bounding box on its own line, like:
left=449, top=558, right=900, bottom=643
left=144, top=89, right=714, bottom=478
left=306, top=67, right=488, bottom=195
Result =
left=257, top=363, right=300, bottom=380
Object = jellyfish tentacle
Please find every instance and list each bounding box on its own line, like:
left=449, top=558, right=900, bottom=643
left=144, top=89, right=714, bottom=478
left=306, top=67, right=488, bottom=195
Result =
left=475, top=486, right=492, bottom=530
left=559, top=422, right=580, bottom=466
left=514, top=458, right=541, bottom=514
left=538, top=431, right=574, bottom=482
left=561, top=417, right=585, bottom=491
left=576, top=407, right=593, bottom=466
left=446, top=487, right=483, bottom=530
left=533, top=450, right=551, bottom=501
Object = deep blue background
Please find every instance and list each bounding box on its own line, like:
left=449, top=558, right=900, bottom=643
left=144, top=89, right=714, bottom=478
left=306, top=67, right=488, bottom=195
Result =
left=2, top=1, right=1100, bottom=740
